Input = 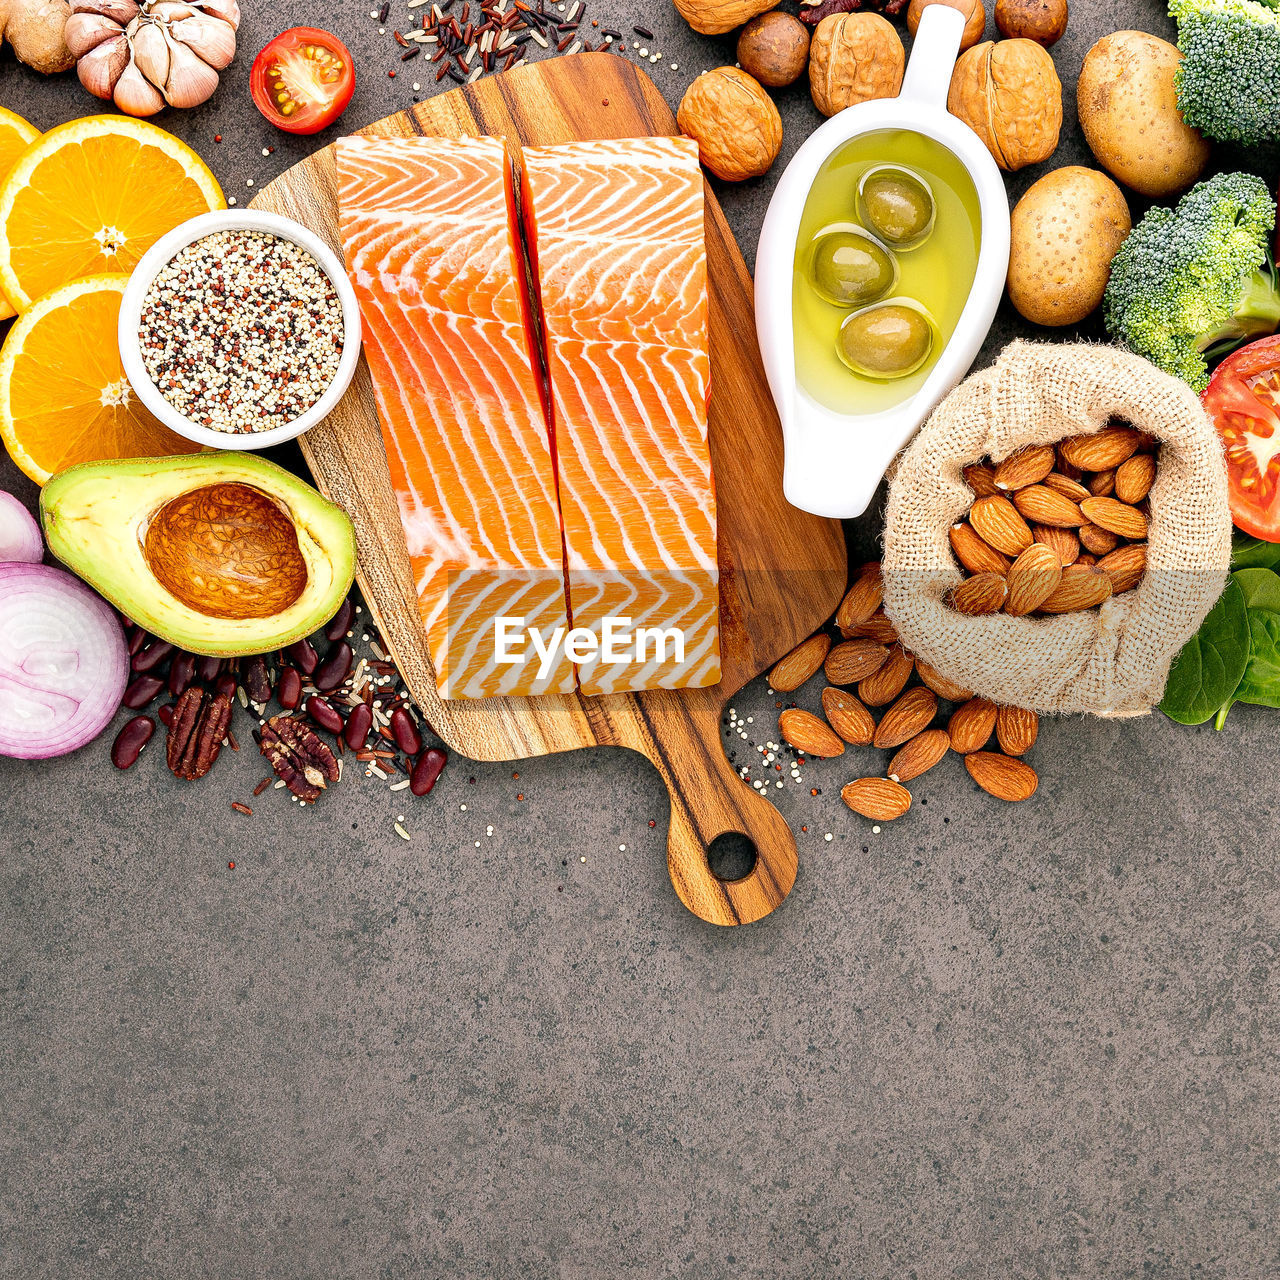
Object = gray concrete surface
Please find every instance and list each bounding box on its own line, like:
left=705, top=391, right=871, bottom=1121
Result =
left=3, top=2, right=1280, bottom=1276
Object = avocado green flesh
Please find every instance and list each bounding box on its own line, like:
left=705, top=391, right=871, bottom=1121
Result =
left=39, top=453, right=357, bottom=658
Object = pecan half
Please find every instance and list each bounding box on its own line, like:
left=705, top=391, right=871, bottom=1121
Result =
left=166, top=687, right=233, bottom=781
left=259, top=714, right=340, bottom=802
left=801, top=0, right=906, bottom=23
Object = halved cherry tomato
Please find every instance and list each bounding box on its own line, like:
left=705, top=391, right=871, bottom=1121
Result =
left=250, top=28, right=355, bottom=135
left=1203, top=335, right=1280, bottom=542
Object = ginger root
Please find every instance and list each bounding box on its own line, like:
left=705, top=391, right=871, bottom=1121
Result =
left=0, top=0, right=74, bottom=74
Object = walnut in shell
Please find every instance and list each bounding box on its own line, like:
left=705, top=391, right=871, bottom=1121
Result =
left=677, top=66, right=782, bottom=182
left=672, top=0, right=775, bottom=35
left=946, top=37, right=1061, bottom=170
left=808, top=12, right=904, bottom=119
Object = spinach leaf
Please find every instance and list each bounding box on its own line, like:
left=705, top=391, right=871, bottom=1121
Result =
left=1231, top=533, right=1280, bottom=571
left=1160, top=576, right=1250, bottom=725
left=1228, top=568, right=1280, bottom=713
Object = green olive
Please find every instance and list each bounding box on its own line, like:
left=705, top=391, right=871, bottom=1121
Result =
left=809, top=230, right=896, bottom=307
left=838, top=302, right=936, bottom=379
left=859, top=167, right=935, bottom=249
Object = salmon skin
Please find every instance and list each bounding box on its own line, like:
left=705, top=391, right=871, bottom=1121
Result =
left=335, top=134, right=575, bottom=700
left=521, top=136, right=721, bottom=695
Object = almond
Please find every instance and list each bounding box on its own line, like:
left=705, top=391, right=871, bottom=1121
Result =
left=993, top=444, right=1055, bottom=491
left=914, top=658, right=973, bottom=702
left=1077, top=522, right=1119, bottom=556
left=964, top=751, right=1038, bottom=801
left=947, top=697, right=997, bottom=753
left=1012, top=484, right=1085, bottom=529
left=821, top=686, right=875, bottom=746
left=841, top=776, right=912, bottom=821
left=1076, top=552, right=1098, bottom=567
left=872, top=686, right=938, bottom=749
left=1004, top=542, right=1062, bottom=616
left=995, top=704, right=1038, bottom=755
left=1038, top=563, right=1112, bottom=612
left=887, top=729, right=950, bottom=782
left=1114, top=452, right=1156, bottom=504
left=824, top=638, right=889, bottom=685
left=835, top=563, right=883, bottom=631
left=1057, top=425, right=1142, bottom=472
left=768, top=632, right=831, bottom=692
left=844, top=608, right=899, bottom=643
left=947, top=572, right=1008, bottom=616
left=962, top=462, right=998, bottom=497
left=1042, top=471, right=1092, bottom=504
left=858, top=643, right=914, bottom=706
left=1087, top=467, right=1116, bottom=497
left=968, top=494, right=1033, bottom=556
left=778, top=708, right=844, bottom=758
left=950, top=521, right=1011, bottom=575
left=1080, top=495, right=1148, bottom=540
left=1098, top=542, right=1147, bottom=594
left=1032, top=523, right=1080, bottom=567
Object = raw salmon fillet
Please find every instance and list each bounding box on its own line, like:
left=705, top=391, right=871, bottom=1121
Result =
left=336, top=135, right=574, bottom=699
left=521, top=136, right=720, bottom=695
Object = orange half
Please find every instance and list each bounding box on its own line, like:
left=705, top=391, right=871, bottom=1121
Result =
left=0, top=274, right=202, bottom=485
left=0, top=106, right=40, bottom=322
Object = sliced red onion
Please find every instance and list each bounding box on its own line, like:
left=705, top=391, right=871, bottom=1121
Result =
left=0, top=563, right=128, bottom=759
left=0, top=491, right=42, bottom=564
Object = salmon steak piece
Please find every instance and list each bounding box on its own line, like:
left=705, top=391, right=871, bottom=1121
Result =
left=335, top=134, right=574, bottom=699
left=521, top=136, right=721, bottom=695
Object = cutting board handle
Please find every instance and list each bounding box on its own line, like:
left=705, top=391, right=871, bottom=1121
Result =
left=635, top=687, right=799, bottom=926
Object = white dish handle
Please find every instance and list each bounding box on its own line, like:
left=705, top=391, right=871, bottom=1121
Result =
left=900, top=6, right=965, bottom=109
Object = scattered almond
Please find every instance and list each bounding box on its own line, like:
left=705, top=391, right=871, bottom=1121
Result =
left=995, top=704, right=1038, bottom=755
left=778, top=708, right=844, bottom=758
left=969, top=494, right=1033, bottom=556
left=768, top=631, right=831, bottom=692
left=887, top=728, right=950, bottom=782
left=950, top=520, right=1011, bottom=575
left=858, top=642, right=914, bottom=706
left=1004, top=542, right=1062, bottom=616
left=1038, top=563, right=1112, bottom=612
left=964, top=751, right=1038, bottom=801
left=845, top=608, right=899, bottom=643
left=948, top=697, right=997, bottom=753
left=1097, top=542, right=1147, bottom=594
left=821, top=686, right=875, bottom=746
left=1077, top=522, right=1119, bottom=556
left=947, top=571, right=1008, bottom=616
left=993, top=444, right=1055, bottom=491
left=825, top=638, right=890, bottom=685
left=1086, top=468, right=1116, bottom=497
left=872, top=686, right=938, bottom=749
left=914, top=658, right=973, bottom=702
left=1076, top=552, right=1098, bottom=567
left=962, top=461, right=999, bottom=497
left=1042, top=471, right=1092, bottom=504
left=1057, top=425, right=1142, bottom=471
left=841, top=776, right=912, bottom=821
left=1080, top=495, right=1148, bottom=540
left=1115, top=452, right=1156, bottom=504
left=1032, top=523, right=1080, bottom=567
left=1012, top=484, right=1085, bottom=529
left=835, top=563, right=883, bottom=631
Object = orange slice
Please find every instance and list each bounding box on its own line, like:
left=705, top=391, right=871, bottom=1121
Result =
left=0, top=274, right=202, bottom=485
left=0, top=115, right=224, bottom=313
left=0, top=106, right=40, bottom=323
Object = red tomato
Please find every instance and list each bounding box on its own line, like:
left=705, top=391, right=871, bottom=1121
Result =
left=250, top=28, right=355, bottom=135
left=1203, top=335, right=1280, bottom=541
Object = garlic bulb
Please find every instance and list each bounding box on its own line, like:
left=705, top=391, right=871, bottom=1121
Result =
left=68, top=0, right=239, bottom=115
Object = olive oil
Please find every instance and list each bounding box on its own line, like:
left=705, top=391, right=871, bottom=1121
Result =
left=792, top=129, right=981, bottom=415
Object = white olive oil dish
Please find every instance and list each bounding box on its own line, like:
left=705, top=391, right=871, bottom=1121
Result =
left=756, top=5, right=1011, bottom=519
left=118, top=209, right=362, bottom=450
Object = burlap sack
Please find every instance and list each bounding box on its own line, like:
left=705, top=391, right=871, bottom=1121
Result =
left=882, top=341, right=1232, bottom=717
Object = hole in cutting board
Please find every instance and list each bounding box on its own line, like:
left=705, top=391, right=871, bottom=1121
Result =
left=706, top=832, right=758, bottom=882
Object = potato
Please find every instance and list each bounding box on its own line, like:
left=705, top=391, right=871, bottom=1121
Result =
left=1076, top=31, right=1209, bottom=198
left=1007, top=167, right=1131, bottom=327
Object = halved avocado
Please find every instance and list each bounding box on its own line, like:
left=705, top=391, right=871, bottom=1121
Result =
left=40, top=453, right=357, bottom=657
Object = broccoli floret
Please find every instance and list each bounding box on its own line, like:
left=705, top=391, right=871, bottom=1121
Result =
left=1170, top=0, right=1280, bottom=145
left=1104, top=172, right=1280, bottom=392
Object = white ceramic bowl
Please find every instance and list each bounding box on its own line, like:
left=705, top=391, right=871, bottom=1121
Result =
left=118, top=209, right=362, bottom=450
left=755, top=6, right=1012, bottom=520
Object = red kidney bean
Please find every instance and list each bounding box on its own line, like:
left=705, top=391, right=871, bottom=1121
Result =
left=168, top=653, right=196, bottom=699
left=286, top=637, right=319, bottom=675
left=158, top=704, right=175, bottom=728
left=121, top=674, right=164, bottom=709
left=245, top=655, right=272, bottom=705
left=196, top=655, right=223, bottom=683
left=132, top=639, right=174, bottom=673
left=111, top=716, right=154, bottom=769
left=389, top=706, right=422, bottom=755
left=410, top=746, right=447, bottom=796
left=215, top=672, right=239, bottom=701
left=126, top=626, right=146, bottom=657
left=305, top=695, right=344, bottom=735
left=277, top=666, right=303, bottom=710
left=325, top=598, right=354, bottom=643
left=344, top=701, right=372, bottom=749
left=314, top=641, right=353, bottom=691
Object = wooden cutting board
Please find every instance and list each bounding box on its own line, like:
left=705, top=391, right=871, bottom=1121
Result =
left=252, top=54, right=846, bottom=926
